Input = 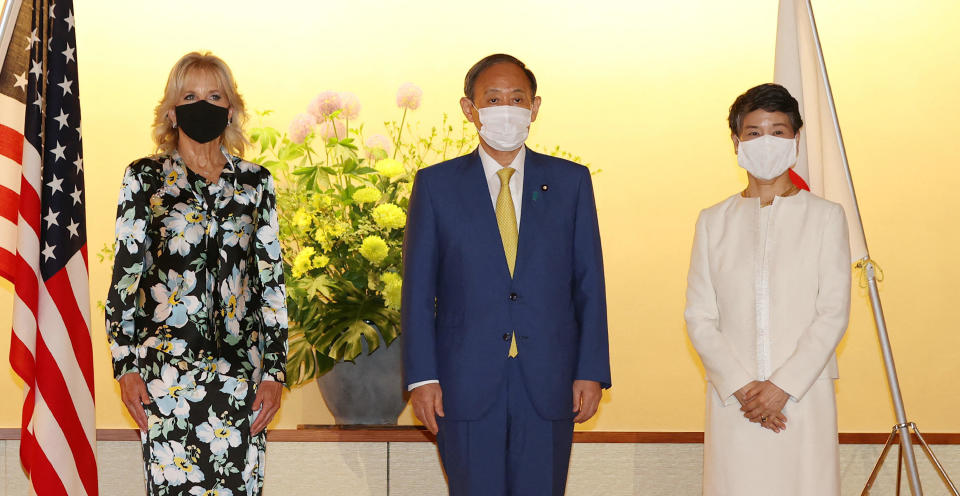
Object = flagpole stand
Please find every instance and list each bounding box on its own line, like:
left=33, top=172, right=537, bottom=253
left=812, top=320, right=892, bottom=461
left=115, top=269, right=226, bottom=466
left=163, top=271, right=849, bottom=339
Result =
left=862, top=422, right=959, bottom=495
left=858, top=260, right=958, bottom=496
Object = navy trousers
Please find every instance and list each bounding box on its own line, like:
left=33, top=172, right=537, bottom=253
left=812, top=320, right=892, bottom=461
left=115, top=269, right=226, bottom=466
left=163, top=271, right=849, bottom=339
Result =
left=436, top=358, right=575, bottom=496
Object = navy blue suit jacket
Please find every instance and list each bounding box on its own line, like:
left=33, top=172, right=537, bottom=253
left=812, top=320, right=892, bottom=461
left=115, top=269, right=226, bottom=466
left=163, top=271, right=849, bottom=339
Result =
left=401, top=148, right=610, bottom=421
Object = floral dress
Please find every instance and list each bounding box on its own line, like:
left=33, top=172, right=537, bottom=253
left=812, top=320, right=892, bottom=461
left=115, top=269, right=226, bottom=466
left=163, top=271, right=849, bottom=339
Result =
left=105, top=149, right=288, bottom=496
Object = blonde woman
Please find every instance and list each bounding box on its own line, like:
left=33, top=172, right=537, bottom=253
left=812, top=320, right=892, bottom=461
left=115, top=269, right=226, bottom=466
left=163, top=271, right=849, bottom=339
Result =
left=685, top=83, right=850, bottom=495
left=105, top=52, right=288, bottom=495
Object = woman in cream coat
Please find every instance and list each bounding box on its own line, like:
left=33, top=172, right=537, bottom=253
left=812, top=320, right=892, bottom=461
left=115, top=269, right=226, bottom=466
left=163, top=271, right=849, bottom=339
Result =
left=685, top=83, right=850, bottom=496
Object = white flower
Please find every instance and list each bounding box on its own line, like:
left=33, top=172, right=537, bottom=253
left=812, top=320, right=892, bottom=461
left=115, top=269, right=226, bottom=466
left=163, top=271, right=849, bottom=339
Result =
left=261, top=286, right=288, bottom=328
left=189, top=486, right=234, bottom=496
left=242, top=443, right=264, bottom=494
left=196, top=416, right=242, bottom=455
left=116, top=217, right=146, bottom=254
left=147, top=364, right=207, bottom=418
left=150, top=270, right=201, bottom=328
left=220, top=267, right=249, bottom=337
left=151, top=440, right=204, bottom=486
left=223, top=214, right=254, bottom=250
left=143, top=335, right=188, bottom=356
left=219, top=375, right=249, bottom=401
left=255, top=209, right=281, bottom=260
left=163, top=203, right=207, bottom=256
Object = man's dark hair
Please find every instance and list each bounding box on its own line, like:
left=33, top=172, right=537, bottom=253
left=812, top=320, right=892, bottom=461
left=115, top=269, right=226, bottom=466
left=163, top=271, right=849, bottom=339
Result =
left=464, top=54, right=537, bottom=101
left=728, top=83, right=803, bottom=136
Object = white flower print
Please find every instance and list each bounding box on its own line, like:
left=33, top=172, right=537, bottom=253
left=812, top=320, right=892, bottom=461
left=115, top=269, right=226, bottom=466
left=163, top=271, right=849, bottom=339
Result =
left=193, top=357, right=231, bottom=382
left=164, top=202, right=207, bottom=256
left=218, top=375, right=249, bottom=401
left=116, top=216, right=146, bottom=254
left=242, top=442, right=264, bottom=495
left=220, top=267, right=248, bottom=337
left=189, top=486, right=234, bottom=496
left=150, top=270, right=201, bottom=327
left=222, top=214, right=254, bottom=250
left=260, top=286, right=288, bottom=328
left=147, top=364, right=207, bottom=417
left=196, top=416, right=242, bottom=455
left=151, top=440, right=204, bottom=486
left=256, top=208, right=282, bottom=260
left=143, top=334, right=188, bottom=356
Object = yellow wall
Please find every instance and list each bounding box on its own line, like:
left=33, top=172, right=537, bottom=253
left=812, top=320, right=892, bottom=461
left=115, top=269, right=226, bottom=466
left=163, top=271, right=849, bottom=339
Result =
left=1, top=0, right=959, bottom=432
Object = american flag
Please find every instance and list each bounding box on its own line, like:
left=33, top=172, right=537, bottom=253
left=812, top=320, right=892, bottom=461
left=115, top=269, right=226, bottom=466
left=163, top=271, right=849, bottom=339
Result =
left=0, top=0, right=98, bottom=494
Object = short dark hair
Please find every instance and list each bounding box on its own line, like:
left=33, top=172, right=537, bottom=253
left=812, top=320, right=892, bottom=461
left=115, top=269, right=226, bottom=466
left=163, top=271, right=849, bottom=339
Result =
left=464, top=54, right=537, bottom=101
left=728, top=83, right=803, bottom=136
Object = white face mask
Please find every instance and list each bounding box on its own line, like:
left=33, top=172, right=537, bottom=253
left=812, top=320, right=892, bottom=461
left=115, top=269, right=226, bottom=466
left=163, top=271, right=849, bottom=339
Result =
left=474, top=104, right=532, bottom=152
left=736, top=135, right=798, bottom=180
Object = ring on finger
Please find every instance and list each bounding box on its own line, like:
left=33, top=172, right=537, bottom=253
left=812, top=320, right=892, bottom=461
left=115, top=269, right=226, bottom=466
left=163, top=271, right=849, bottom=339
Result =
left=760, top=416, right=767, bottom=423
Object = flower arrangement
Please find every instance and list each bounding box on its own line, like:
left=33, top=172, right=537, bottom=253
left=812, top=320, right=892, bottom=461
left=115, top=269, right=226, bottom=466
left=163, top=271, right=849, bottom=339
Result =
left=250, top=84, right=591, bottom=388
left=250, top=84, right=476, bottom=387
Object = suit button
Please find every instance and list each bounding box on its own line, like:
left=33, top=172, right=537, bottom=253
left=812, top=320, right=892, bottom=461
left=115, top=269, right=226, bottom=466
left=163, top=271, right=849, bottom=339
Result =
left=509, top=293, right=518, bottom=301
left=502, top=333, right=511, bottom=341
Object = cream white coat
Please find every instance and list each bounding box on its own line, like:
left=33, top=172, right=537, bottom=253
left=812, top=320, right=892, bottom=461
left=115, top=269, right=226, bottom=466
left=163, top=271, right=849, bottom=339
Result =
left=685, top=190, right=850, bottom=496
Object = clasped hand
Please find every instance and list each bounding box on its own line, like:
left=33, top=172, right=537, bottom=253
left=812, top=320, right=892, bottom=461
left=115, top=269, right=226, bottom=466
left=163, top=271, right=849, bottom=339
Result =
left=734, top=380, right=789, bottom=433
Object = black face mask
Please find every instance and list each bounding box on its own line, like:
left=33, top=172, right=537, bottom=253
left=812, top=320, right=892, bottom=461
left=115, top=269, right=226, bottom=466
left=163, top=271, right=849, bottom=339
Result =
left=174, top=100, right=229, bottom=144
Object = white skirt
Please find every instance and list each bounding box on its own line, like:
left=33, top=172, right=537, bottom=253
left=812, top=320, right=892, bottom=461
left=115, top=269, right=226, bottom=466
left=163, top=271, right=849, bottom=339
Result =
left=702, top=379, right=840, bottom=496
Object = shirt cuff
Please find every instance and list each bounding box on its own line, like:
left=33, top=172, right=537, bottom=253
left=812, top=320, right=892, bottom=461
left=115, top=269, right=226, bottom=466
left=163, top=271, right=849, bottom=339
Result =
left=407, top=379, right=439, bottom=391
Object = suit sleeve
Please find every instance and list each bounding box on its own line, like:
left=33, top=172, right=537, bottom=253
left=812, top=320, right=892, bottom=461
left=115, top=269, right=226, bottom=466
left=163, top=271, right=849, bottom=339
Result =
left=769, top=204, right=850, bottom=399
left=684, top=211, right=755, bottom=402
left=572, top=168, right=611, bottom=388
left=104, top=162, right=151, bottom=380
left=401, top=169, right=440, bottom=387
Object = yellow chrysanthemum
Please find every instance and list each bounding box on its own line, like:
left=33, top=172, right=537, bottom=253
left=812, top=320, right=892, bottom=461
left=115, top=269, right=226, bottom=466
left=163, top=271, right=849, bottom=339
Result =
left=313, top=254, right=330, bottom=268
left=371, top=204, right=406, bottom=230
left=311, top=193, right=333, bottom=209
left=359, top=236, right=389, bottom=265
left=381, top=272, right=402, bottom=310
left=293, top=208, right=312, bottom=230
left=328, top=221, right=349, bottom=238
left=374, top=158, right=405, bottom=179
left=292, top=247, right=317, bottom=277
left=352, top=187, right=382, bottom=205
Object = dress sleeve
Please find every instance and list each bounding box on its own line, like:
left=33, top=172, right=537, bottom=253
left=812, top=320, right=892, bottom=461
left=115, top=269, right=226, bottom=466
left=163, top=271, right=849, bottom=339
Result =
left=254, top=171, right=289, bottom=383
left=684, top=210, right=755, bottom=403
left=104, top=162, right=152, bottom=380
left=769, top=204, right=851, bottom=399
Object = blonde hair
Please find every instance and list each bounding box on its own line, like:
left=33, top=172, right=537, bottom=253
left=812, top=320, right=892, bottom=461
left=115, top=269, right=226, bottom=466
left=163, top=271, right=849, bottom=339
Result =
left=152, top=51, right=249, bottom=156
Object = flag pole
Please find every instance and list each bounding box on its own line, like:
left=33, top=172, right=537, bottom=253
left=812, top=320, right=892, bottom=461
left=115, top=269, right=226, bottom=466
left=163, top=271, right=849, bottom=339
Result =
left=803, top=1, right=957, bottom=495
left=0, top=0, right=22, bottom=66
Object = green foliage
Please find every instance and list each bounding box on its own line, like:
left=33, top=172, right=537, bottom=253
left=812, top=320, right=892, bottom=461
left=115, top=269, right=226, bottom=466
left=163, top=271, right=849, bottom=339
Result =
left=251, top=104, right=477, bottom=387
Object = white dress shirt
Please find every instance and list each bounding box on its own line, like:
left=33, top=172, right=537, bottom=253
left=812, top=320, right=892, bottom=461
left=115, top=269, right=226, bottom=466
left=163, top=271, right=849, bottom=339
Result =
left=407, top=145, right=527, bottom=391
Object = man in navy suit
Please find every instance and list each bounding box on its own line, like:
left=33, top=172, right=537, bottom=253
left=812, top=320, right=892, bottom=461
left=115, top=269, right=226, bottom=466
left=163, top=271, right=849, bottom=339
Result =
left=402, top=53, right=611, bottom=495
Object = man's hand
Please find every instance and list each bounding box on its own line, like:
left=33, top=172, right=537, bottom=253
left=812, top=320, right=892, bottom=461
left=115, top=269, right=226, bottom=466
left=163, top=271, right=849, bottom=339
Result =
left=740, top=381, right=790, bottom=432
left=119, top=372, right=150, bottom=432
left=250, top=380, right=283, bottom=436
left=410, top=383, right=444, bottom=434
left=572, top=380, right=602, bottom=424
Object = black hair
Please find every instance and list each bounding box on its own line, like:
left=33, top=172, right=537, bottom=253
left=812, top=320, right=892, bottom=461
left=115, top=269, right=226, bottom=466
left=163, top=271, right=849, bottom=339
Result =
left=728, top=83, right=803, bottom=136
left=464, top=53, right=537, bottom=101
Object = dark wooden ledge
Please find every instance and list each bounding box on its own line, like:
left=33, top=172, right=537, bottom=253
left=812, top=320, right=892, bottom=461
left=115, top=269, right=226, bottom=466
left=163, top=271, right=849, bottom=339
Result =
left=1, top=427, right=958, bottom=444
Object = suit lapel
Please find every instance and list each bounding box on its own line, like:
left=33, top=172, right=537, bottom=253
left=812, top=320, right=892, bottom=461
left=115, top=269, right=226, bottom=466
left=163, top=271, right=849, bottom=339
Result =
left=514, top=150, right=545, bottom=281
left=457, top=149, right=513, bottom=281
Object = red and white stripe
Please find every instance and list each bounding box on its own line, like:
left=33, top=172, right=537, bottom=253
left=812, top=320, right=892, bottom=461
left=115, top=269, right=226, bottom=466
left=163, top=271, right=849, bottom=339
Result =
left=2, top=98, right=97, bottom=495
left=0, top=94, right=24, bottom=282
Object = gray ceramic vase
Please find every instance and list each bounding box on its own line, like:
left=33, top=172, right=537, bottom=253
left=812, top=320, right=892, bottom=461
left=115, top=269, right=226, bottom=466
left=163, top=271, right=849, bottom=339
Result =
left=315, top=325, right=408, bottom=425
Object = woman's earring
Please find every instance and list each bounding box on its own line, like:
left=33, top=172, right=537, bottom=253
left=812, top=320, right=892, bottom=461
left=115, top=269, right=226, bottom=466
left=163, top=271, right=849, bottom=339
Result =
left=172, top=122, right=177, bottom=129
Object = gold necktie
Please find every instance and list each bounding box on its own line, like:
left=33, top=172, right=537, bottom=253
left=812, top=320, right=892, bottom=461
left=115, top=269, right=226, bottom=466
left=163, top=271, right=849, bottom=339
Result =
left=495, top=167, right=519, bottom=357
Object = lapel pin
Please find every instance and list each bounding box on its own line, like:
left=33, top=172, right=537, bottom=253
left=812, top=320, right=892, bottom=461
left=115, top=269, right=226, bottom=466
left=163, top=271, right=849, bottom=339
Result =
left=540, top=184, right=549, bottom=191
